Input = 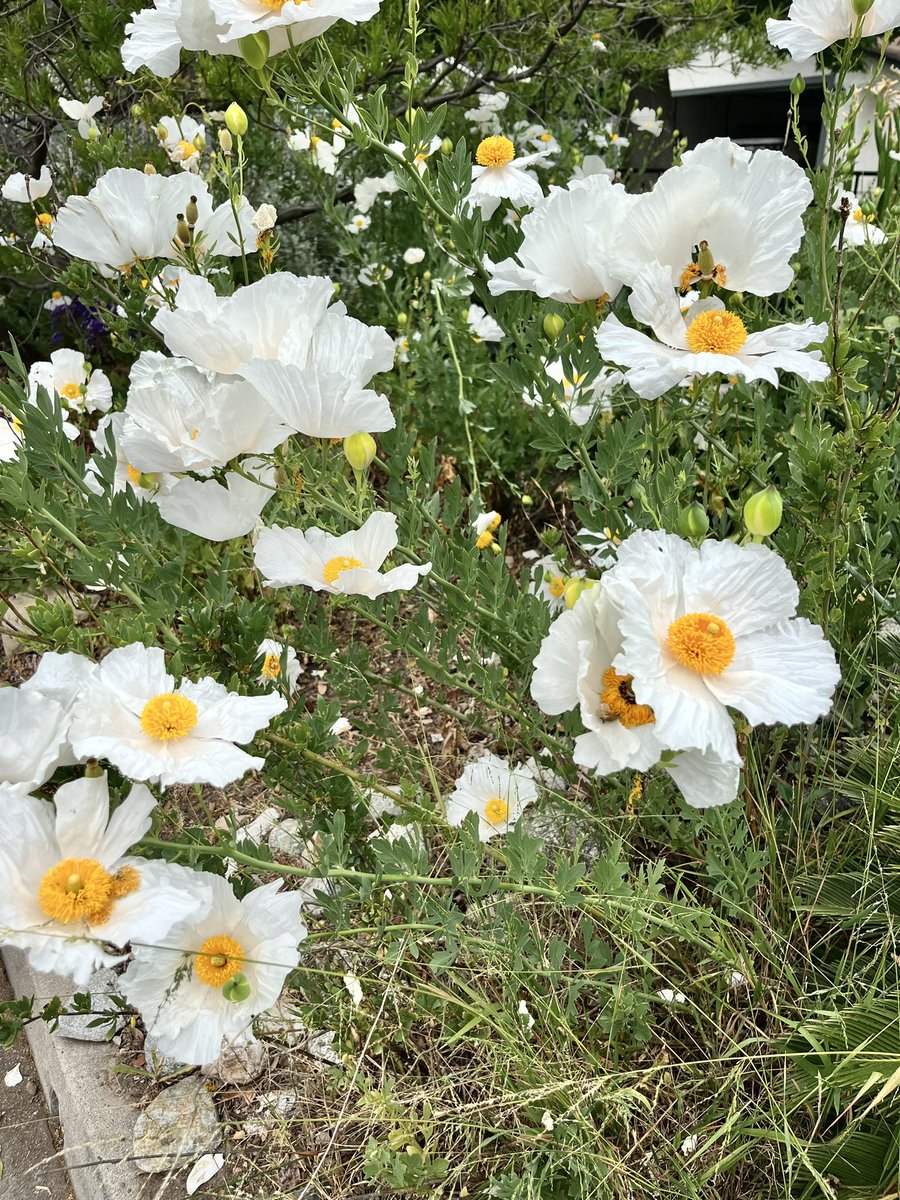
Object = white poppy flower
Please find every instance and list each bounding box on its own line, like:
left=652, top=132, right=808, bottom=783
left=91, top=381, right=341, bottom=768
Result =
left=69, top=643, right=286, bottom=787
left=256, top=639, right=301, bottom=690
left=0, top=688, right=70, bottom=792
left=589, top=33, right=607, bottom=51
left=58, top=95, right=104, bottom=139
left=445, top=752, right=538, bottom=841
left=255, top=511, right=432, bottom=597
left=358, top=262, right=393, bottom=286
left=156, top=114, right=206, bottom=170
left=288, top=128, right=344, bottom=175
left=121, top=872, right=305, bottom=1066
left=0, top=773, right=198, bottom=985
left=346, top=213, right=371, bottom=235
left=388, top=135, right=442, bottom=175
left=53, top=170, right=255, bottom=270
left=472, top=510, right=501, bottom=549
left=832, top=189, right=888, bottom=247
left=403, top=247, right=425, bottom=265
left=531, top=582, right=742, bottom=807
left=154, top=459, right=275, bottom=540
left=2, top=166, right=52, bottom=203
left=252, top=203, right=277, bottom=234
left=524, top=359, right=623, bottom=426
left=602, top=530, right=841, bottom=762
left=515, top=124, right=561, bottom=156
left=121, top=353, right=290, bottom=475
left=767, top=0, right=900, bottom=61
left=571, top=154, right=614, bottom=182
left=596, top=261, right=830, bottom=400
left=466, top=304, right=505, bottom=343
left=526, top=553, right=581, bottom=614
left=28, top=350, right=113, bottom=416
left=630, top=107, right=663, bottom=137
left=589, top=122, right=629, bottom=151
left=487, top=174, right=637, bottom=304
left=353, top=172, right=399, bottom=213
left=614, top=138, right=813, bottom=296
left=464, top=93, right=508, bottom=134
left=464, top=136, right=549, bottom=220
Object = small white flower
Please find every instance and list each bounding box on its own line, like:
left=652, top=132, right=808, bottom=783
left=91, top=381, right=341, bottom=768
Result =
left=353, top=172, right=399, bottom=213
left=656, top=988, right=687, bottom=1003
left=2, top=166, right=52, bottom=203
left=156, top=114, right=206, bottom=170
left=465, top=135, right=549, bottom=220
left=329, top=717, right=352, bottom=736
left=832, top=188, right=888, bottom=247
left=69, top=643, right=286, bottom=788
left=358, top=262, right=393, bottom=287
left=346, top=213, right=371, bottom=235
left=589, top=121, right=629, bottom=151
left=343, top=972, right=364, bottom=1007
left=58, top=94, right=104, bottom=139
left=630, top=106, right=663, bottom=137
left=403, top=246, right=426, bottom=265
left=388, top=135, right=442, bottom=175
left=527, top=554, right=578, bottom=614
left=524, top=359, right=622, bottom=426
left=472, top=510, right=502, bottom=547
left=589, top=33, right=607, bottom=51
left=28, top=349, right=113, bottom=417
left=256, top=639, right=301, bottom=690
left=517, top=999, right=535, bottom=1030
left=466, top=303, right=505, bottom=343
left=288, top=128, right=345, bottom=175
left=43, top=291, right=71, bottom=311
left=445, top=753, right=538, bottom=841
left=571, top=154, right=614, bottom=182
left=255, top=511, right=432, bottom=598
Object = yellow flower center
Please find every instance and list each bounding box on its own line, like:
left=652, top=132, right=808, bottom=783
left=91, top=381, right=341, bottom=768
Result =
left=852, top=207, right=865, bottom=223
left=59, top=382, right=82, bottom=402
left=548, top=575, right=566, bottom=598
left=260, top=652, right=282, bottom=679
left=476, top=531, right=494, bottom=550
left=38, top=858, right=140, bottom=926
left=685, top=311, right=747, bottom=356
left=667, top=612, right=736, bottom=675
left=51, top=290, right=62, bottom=299
left=600, top=668, right=655, bottom=728
left=140, top=692, right=198, bottom=740
left=127, top=463, right=142, bottom=486
left=484, top=797, right=509, bottom=824
left=322, top=555, right=364, bottom=585
left=177, top=139, right=199, bottom=159
left=475, top=136, right=515, bottom=168
left=195, top=934, right=245, bottom=988
left=35, top=213, right=53, bottom=228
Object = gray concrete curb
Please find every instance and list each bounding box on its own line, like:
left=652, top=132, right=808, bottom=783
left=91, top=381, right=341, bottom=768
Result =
left=2, top=949, right=177, bottom=1200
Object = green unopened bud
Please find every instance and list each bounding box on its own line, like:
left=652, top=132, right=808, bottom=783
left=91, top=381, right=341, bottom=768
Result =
left=521, top=494, right=533, bottom=508
left=84, top=759, right=104, bottom=779
left=697, top=240, right=715, bottom=276
left=790, top=74, right=806, bottom=98
left=490, top=541, right=502, bottom=555
left=396, top=312, right=408, bottom=328
left=185, top=195, right=199, bottom=226
left=238, top=30, right=269, bottom=69
left=155, top=122, right=168, bottom=142
left=727, top=291, right=744, bottom=309
left=218, top=128, right=233, bottom=154
left=175, top=214, right=192, bottom=244
left=143, top=163, right=157, bottom=175
left=422, top=271, right=432, bottom=283
left=743, top=485, right=783, bottom=538
left=440, top=137, right=453, bottom=156
left=222, top=972, right=251, bottom=1003
left=543, top=313, right=566, bottom=342
left=224, top=102, right=249, bottom=138
left=677, top=502, right=709, bottom=540
left=851, top=0, right=875, bottom=14
left=343, top=432, right=377, bottom=472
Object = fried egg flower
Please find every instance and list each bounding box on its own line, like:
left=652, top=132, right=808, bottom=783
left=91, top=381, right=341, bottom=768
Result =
left=254, top=511, right=432, bottom=597
left=156, top=114, right=206, bottom=170
left=487, top=174, right=636, bottom=304
left=467, top=304, right=505, bottom=343
left=256, top=640, right=301, bottom=690
left=0, top=772, right=198, bottom=984
left=388, top=135, right=442, bottom=175
left=121, top=872, right=304, bottom=1065
left=53, top=170, right=255, bottom=271
left=154, top=458, right=276, bottom=541
left=464, top=136, right=548, bottom=220
left=602, top=530, right=841, bottom=761
left=767, top=0, right=900, bottom=61
left=833, top=189, right=888, bottom=247
left=2, top=166, right=52, bottom=203
left=473, top=510, right=502, bottom=550
left=613, top=138, right=813, bottom=296
left=596, top=262, right=829, bottom=400
left=445, top=753, right=539, bottom=841
left=525, top=552, right=583, bottom=615
left=28, top=350, right=113, bottom=417
left=58, top=95, right=104, bottom=139
left=630, top=107, right=664, bottom=137
left=531, top=581, right=742, bottom=808
left=69, top=643, right=286, bottom=788
left=288, top=128, right=345, bottom=175
left=0, top=688, right=70, bottom=791
left=524, top=360, right=623, bottom=426
left=86, top=412, right=176, bottom=502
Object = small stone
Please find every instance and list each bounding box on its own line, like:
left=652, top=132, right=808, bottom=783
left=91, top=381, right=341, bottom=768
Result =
left=132, top=1077, right=222, bottom=1173
left=242, top=1089, right=298, bottom=1138
left=267, top=818, right=304, bottom=858
left=56, top=968, right=123, bottom=1041
left=520, top=801, right=604, bottom=866
left=200, top=1037, right=267, bottom=1085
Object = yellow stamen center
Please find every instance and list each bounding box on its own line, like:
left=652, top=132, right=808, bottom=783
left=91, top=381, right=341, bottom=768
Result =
left=59, top=382, right=82, bottom=402
left=176, top=139, right=199, bottom=159
left=484, top=797, right=509, bottom=825
left=127, top=463, right=142, bottom=486
left=260, top=652, right=282, bottom=679
left=476, top=531, right=493, bottom=550
left=35, top=213, right=53, bottom=228
left=195, top=934, right=245, bottom=988
left=538, top=132, right=553, bottom=142
left=323, top=555, right=364, bottom=585
left=548, top=575, right=566, bottom=598
left=140, top=692, right=198, bottom=740
left=600, top=668, right=655, bottom=728
left=475, top=136, right=515, bottom=168
left=685, top=310, right=747, bottom=356
left=38, top=858, right=140, bottom=926
left=667, top=612, right=736, bottom=675
left=51, top=290, right=62, bottom=299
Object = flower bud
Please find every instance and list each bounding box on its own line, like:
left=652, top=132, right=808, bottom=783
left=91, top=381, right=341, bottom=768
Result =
left=564, top=578, right=594, bottom=609
left=521, top=494, right=533, bottom=508
left=543, top=313, right=566, bottom=341
left=697, top=240, right=716, bottom=276
left=727, top=291, right=744, bottom=309
left=222, top=973, right=252, bottom=1003
left=185, top=195, right=199, bottom=226
left=143, top=163, right=157, bottom=175
left=155, top=122, right=168, bottom=142
left=175, top=214, right=192, bottom=244
left=224, top=102, right=249, bottom=138
left=677, top=502, right=709, bottom=540
left=743, top=485, right=783, bottom=538
left=396, top=312, right=408, bottom=327
left=790, top=74, right=806, bottom=97
left=343, top=432, right=377, bottom=472
left=218, top=128, right=233, bottom=154
left=84, top=759, right=104, bottom=779
left=851, top=0, right=875, bottom=14
left=238, top=30, right=270, bottom=69
left=440, top=137, right=453, bottom=156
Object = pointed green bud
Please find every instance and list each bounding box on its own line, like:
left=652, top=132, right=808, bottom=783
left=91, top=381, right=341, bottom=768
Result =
left=790, top=74, right=806, bottom=97
left=396, top=312, right=408, bottom=328
left=343, top=432, right=377, bottom=472
left=563, top=578, right=586, bottom=610
left=743, top=485, right=783, bottom=537
left=521, top=494, right=533, bottom=508
left=185, top=195, right=199, bottom=227
left=143, top=163, right=157, bottom=175
left=677, top=502, right=709, bottom=540
left=155, top=123, right=168, bottom=142
left=238, top=31, right=269, bottom=69
left=851, top=0, right=875, bottom=14
left=440, top=137, right=453, bottom=155
left=543, top=313, right=565, bottom=342
left=175, top=214, right=192, bottom=244
left=84, top=759, right=104, bottom=779
left=224, top=102, right=249, bottom=138
left=727, top=291, right=744, bottom=309
left=222, top=972, right=251, bottom=1003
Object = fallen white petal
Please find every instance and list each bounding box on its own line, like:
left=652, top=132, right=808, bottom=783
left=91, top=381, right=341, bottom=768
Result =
left=186, top=1153, right=224, bottom=1194
left=343, top=972, right=364, bottom=1008
left=4, top=1064, right=22, bottom=1086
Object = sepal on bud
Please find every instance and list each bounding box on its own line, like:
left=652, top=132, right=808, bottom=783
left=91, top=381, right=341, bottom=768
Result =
left=743, top=485, right=783, bottom=538
left=677, top=502, right=709, bottom=540
left=238, top=31, right=269, bottom=70
left=224, top=102, right=249, bottom=138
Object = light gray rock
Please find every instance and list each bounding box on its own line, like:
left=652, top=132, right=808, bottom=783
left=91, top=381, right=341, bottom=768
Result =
left=132, top=1077, right=222, bottom=1173
left=55, top=968, right=123, bottom=1042
left=200, top=1036, right=267, bottom=1085
left=520, top=801, right=605, bottom=866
